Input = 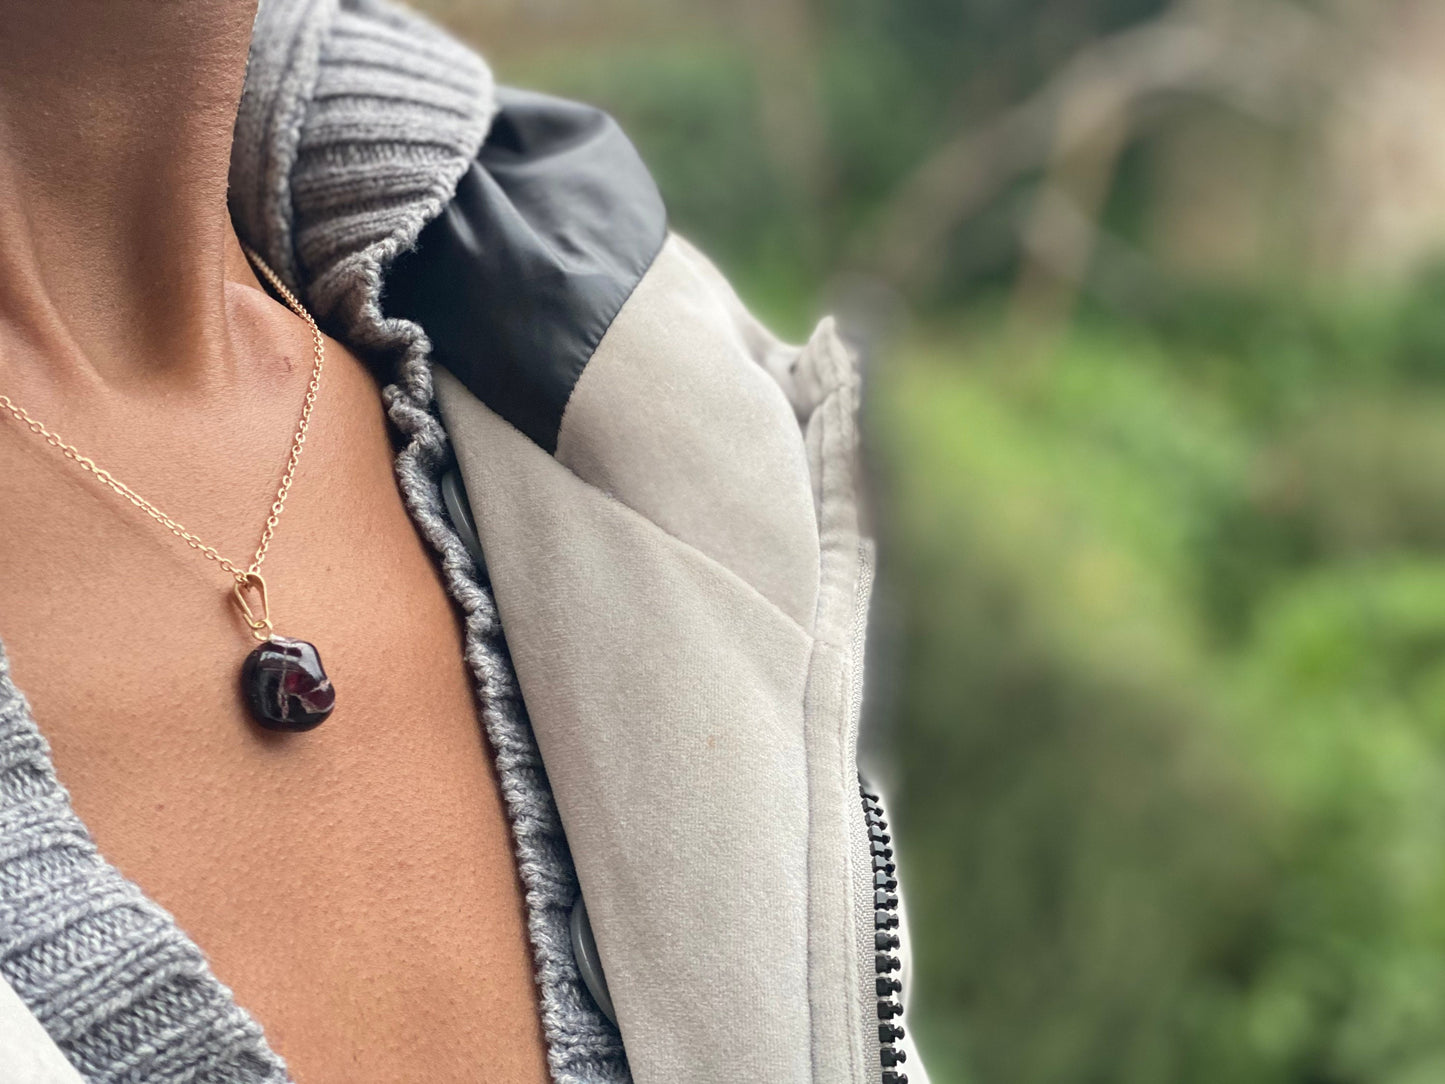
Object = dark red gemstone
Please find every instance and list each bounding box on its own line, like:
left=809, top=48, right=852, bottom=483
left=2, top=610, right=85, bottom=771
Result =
left=241, top=636, right=335, bottom=731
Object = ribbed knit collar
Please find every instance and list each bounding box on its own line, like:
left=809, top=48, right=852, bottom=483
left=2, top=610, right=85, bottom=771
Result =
left=230, top=0, right=496, bottom=316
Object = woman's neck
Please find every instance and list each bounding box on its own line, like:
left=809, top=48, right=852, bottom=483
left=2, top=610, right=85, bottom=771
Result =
left=0, top=0, right=260, bottom=390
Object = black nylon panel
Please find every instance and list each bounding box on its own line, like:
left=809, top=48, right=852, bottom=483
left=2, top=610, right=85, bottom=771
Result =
left=383, top=86, right=668, bottom=454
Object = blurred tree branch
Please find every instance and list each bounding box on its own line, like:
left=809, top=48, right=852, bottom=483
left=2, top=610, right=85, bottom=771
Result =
left=848, top=0, right=1329, bottom=300
left=733, top=0, right=831, bottom=255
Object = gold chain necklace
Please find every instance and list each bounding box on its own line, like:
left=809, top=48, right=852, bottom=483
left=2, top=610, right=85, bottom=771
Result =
left=0, top=243, right=337, bottom=732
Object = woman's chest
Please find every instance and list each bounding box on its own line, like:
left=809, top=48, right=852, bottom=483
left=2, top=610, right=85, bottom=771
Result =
left=0, top=357, right=551, bottom=1083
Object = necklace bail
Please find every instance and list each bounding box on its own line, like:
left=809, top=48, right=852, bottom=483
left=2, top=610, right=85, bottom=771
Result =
left=233, top=571, right=274, bottom=641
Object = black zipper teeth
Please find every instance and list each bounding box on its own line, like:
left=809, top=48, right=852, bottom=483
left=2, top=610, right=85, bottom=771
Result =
left=861, top=777, right=909, bottom=1084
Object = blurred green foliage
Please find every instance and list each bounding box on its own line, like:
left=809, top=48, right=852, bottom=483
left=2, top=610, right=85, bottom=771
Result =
left=879, top=297, right=1445, bottom=1083
left=428, top=0, right=1445, bottom=1080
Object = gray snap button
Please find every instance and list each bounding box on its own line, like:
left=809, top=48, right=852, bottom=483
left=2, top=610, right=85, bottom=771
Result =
left=441, top=469, right=489, bottom=583
left=569, top=894, right=617, bottom=1025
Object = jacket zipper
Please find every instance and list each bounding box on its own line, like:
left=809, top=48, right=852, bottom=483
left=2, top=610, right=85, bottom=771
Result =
left=861, top=777, right=909, bottom=1084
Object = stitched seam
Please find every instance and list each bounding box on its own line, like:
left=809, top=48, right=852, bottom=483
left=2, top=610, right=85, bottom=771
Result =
left=452, top=377, right=819, bottom=643
left=454, top=366, right=821, bottom=641
left=804, top=355, right=869, bottom=1084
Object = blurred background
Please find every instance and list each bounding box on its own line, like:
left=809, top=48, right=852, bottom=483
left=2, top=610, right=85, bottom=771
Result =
left=415, top=1, right=1445, bottom=1081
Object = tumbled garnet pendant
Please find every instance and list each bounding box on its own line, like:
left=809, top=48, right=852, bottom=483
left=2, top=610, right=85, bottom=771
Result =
left=241, top=636, right=336, bottom=732
left=232, top=572, right=334, bottom=732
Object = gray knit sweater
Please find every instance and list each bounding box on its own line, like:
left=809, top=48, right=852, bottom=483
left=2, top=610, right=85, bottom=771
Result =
left=0, top=1, right=629, bottom=1081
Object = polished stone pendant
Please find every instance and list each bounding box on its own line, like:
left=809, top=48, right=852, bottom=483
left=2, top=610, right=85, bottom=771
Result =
left=241, top=636, right=336, bottom=731
left=232, top=572, right=335, bottom=731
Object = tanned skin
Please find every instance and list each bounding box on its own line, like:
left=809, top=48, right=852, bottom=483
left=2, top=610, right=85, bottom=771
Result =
left=0, top=3, right=551, bottom=1081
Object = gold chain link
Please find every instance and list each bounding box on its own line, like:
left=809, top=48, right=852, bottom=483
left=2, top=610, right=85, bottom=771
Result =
left=0, top=243, right=326, bottom=589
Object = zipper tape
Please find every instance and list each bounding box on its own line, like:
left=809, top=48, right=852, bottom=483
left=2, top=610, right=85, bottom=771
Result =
left=861, top=777, right=909, bottom=1084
